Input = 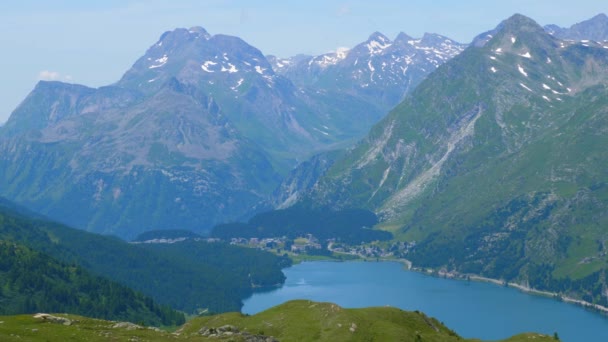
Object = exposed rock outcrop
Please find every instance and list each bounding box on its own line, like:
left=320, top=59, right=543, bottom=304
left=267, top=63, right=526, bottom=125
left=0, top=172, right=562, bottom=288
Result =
left=33, top=313, right=72, bottom=326
left=198, top=324, right=279, bottom=341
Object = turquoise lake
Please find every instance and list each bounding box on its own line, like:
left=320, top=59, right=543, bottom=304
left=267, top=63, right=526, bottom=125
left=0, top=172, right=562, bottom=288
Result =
left=242, top=261, right=608, bottom=341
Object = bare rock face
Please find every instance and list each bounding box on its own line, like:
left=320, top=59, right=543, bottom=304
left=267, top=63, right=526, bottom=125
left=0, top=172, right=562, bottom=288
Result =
left=33, top=313, right=72, bottom=326
left=111, top=322, right=143, bottom=330
left=198, top=324, right=279, bottom=341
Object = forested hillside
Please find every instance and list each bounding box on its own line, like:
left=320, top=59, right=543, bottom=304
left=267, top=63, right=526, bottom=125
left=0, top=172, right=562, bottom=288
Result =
left=0, top=241, right=184, bottom=326
left=0, top=199, right=289, bottom=313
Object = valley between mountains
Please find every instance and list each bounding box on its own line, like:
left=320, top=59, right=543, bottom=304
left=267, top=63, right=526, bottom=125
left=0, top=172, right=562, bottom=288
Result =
left=1, top=10, right=608, bottom=341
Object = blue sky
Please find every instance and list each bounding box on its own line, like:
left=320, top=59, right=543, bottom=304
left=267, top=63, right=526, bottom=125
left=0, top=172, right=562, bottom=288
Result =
left=1, top=0, right=606, bottom=123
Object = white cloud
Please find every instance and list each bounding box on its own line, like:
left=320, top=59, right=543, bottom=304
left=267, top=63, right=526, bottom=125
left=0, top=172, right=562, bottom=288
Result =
left=38, top=70, right=73, bottom=82
left=336, top=4, right=351, bottom=16
left=38, top=70, right=61, bottom=81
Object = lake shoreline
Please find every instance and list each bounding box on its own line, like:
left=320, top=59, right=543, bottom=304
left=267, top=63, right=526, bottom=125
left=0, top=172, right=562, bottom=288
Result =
left=287, top=254, right=608, bottom=317
left=407, top=264, right=608, bottom=317
left=282, top=252, right=608, bottom=318
left=464, top=274, right=608, bottom=315
left=243, top=260, right=608, bottom=341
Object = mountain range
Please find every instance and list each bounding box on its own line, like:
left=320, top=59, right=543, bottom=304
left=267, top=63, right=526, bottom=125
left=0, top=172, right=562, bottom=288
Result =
left=269, top=31, right=466, bottom=112
left=270, top=13, right=608, bottom=208
left=0, top=25, right=464, bottom=238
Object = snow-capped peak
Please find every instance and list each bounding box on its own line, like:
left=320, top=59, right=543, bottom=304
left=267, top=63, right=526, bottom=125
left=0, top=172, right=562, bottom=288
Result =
left=366, top=32, right=393, bottom=54
left=307, top=47, right=351, bottom=68
left=367, top=32, right=391, bottom=44
left=336, top=47, right=350, bottom=59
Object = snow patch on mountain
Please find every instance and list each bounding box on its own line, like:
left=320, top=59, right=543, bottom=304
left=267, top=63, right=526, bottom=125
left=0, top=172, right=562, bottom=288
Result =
left=149, top=55, right=168, bottom=69
left=520, top=83, right=533, bottom=92
left=367, top=39, right=392, bottom=54
left=221, top=63, right=238, bottom=73
left=336, top=47, right=349, bottom=59
left=255, top=66, right=266, bottom=74
left=230, top=78, right=244, bottom=91
left=368, top=60, right=375, bottom=81
left=273, top=58, right=291, bottom=68
left=267, top=30, right=465, bottom=111
left=201, top=61, right=217, bottom=72
left=519, top=52, right=532, bottom=58
left=307, top=47, right=350, bottom=68
left=313, top=127, right=330, bottom=136
left=518, top=64, right=528, bottom=77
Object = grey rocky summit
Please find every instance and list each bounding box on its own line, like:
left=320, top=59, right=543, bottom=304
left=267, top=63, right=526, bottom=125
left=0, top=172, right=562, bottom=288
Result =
left=544, top=13, right=608, bottom=41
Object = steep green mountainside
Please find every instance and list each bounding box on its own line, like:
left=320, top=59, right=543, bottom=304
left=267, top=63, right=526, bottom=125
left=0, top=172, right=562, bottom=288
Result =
left=269, top=149, right=344, bottom=209
left=304, top=15, right=608, bottom=304
left=0, top=300, right=554, bottom=342
left=0, top=199, right=290, bottom=314
left=269, top=13, right=608, bottom=213
left=0, top=241, right=184, bottom=326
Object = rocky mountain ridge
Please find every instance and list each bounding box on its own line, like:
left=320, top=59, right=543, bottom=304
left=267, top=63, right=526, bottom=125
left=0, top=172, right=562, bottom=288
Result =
left=269, top=31, right=466, bottom=111
left=545, top=13, right=608, bottom=42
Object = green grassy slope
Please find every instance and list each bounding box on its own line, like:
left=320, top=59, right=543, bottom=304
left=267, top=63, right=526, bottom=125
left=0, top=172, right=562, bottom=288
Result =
left=0, top=300, right=554, bottom=342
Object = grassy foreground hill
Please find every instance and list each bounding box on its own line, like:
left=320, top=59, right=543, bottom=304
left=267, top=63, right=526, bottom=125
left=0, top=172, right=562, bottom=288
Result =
left=0, top=300, right=554, bottom=342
